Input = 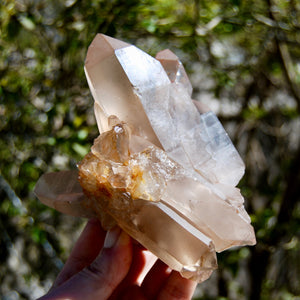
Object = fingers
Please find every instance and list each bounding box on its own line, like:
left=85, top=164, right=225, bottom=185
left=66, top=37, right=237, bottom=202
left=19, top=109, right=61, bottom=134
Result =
left=112, top=253, right=196, bottom=300
left=39, top=227, right=132, bottom=300
left=141, top=260, right=172, bottom=299
left=157, top=271, right=198, bottom=300
left=121, top=243, right=150, bottom=284
left=41, top=218, right=197, bottom=300
left=52, top=218, right=106, bottom=288
left=120, top=285, right=147, bottom=300
left=108, top=243, right=154, bottom=299
left=119, top=260, right=197, bottom=300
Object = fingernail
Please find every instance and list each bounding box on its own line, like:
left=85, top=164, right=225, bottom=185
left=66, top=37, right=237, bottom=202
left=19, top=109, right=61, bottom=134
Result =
left=104, top=227, right=121, bottom=248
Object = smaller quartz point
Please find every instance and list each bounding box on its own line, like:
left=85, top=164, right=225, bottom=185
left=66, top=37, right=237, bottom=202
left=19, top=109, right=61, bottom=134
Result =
left=34, top=170, right=95, bottom=218
left=156, top=49, right=193, bottom=96
left=34, top=34, right=256, bottom=283
left=155, top=49, right=245, bottom=186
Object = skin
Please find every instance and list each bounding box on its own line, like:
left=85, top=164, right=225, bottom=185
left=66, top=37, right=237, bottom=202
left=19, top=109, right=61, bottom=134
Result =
left=38, top=218, right=197, bottom=300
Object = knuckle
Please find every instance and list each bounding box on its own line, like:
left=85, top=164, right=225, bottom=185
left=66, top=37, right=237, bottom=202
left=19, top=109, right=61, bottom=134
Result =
left=85, top=263, right=106, bottom=279
left=69, top=254, right=89, bottom=267
left=80, top=262, right=115, bottom=291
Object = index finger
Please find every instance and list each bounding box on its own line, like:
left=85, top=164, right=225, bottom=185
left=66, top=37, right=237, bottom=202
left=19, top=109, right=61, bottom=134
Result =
left=52, top=218, right=106, bottom=288
left=157, top=271, right=197, bottom=300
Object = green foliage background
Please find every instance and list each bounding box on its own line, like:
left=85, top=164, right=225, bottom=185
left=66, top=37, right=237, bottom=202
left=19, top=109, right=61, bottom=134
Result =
left=0, top=0, right=300, bottom=299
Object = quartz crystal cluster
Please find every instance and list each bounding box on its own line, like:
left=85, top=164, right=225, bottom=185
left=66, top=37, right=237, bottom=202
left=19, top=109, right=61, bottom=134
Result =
left=34, top=34, right=256, bottom=283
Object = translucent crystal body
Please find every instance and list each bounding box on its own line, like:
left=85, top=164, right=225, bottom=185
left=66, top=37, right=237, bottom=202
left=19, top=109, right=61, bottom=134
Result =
left=78, top=123, right=255, bottom=259
left=85, top=34, right=245, bottom=187
left=34, top=34, right=256, bottom=283
left=78, top=123, right=219, bottom=281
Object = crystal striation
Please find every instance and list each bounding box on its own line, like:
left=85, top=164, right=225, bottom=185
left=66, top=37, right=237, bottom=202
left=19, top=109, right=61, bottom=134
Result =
left=34, top=34, right=256, bottom=283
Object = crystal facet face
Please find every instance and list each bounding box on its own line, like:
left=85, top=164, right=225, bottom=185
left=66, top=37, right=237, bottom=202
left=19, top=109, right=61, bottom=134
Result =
left=34, top=34, right=256, bottom=283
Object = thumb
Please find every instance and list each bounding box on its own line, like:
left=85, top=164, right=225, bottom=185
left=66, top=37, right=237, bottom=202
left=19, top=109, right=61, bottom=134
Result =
left=39, top=227, right=132, bottom=300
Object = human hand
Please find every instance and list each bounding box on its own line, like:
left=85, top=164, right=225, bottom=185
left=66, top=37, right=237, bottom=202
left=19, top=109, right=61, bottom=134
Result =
left=38, top=218, right=197, bottom=300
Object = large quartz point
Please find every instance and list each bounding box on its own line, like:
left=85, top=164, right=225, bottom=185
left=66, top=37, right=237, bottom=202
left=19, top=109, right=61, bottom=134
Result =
left=85, top=34, right=245, bottom=187
left=34, top=34, right=256, bottom=283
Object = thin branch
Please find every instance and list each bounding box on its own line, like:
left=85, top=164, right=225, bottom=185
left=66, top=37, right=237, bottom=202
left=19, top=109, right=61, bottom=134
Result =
left=277, top=145, right=300, bottom=224
left=266, top=0, right=300, bottom=114
left=277, top=41, right=300, bottom=114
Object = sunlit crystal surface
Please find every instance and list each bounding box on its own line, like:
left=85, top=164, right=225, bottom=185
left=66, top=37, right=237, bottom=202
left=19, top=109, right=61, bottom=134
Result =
left=78, top=122, right=255, bottom=254
left=34, top=34, right=256, bottom=283
left=78, top=124, right=219, bottom=281
left=85, top=34, right=245, bottom=188
left=156, top=49, right=193, bottom=96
